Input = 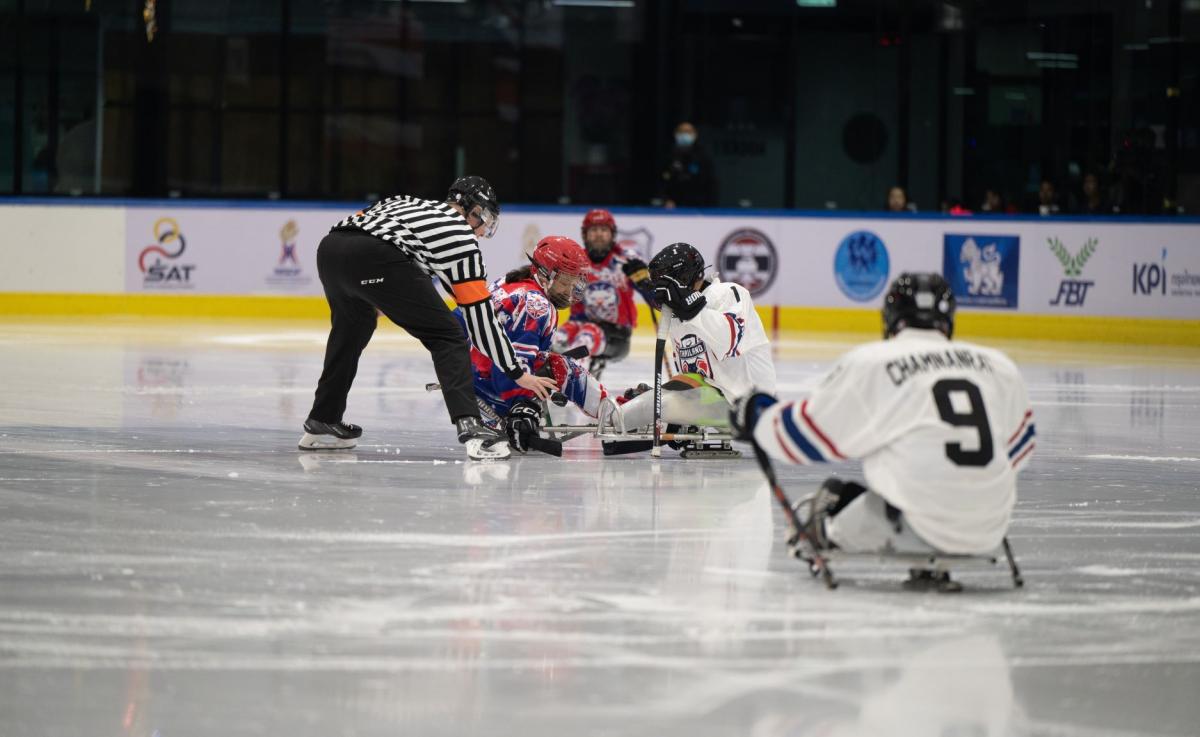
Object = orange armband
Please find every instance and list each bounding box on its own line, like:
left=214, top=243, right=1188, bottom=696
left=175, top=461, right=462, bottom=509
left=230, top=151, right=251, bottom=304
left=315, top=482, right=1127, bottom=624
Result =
left=452, top=279, right=491, bottom=305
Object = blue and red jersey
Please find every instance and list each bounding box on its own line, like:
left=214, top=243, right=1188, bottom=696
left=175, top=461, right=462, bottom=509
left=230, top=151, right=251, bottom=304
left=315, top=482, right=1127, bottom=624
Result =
left=569, top=242, right=644, bottom=330
left=455, top=277, right=601, bottom=418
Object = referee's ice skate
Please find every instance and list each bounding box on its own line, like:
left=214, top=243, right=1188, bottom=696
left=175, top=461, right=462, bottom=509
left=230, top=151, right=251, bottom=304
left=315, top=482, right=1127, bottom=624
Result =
left=297, top=418, right=362, bottom=450
left=456, top=416, right=512, bottom=460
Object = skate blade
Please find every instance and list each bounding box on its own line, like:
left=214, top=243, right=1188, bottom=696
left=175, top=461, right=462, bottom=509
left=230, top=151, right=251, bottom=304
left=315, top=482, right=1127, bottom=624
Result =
left=298, top=433, right=357, bottom=451
left=465, top=438, right=511, bottom=461
left=679, top=449, right=742, bottom=459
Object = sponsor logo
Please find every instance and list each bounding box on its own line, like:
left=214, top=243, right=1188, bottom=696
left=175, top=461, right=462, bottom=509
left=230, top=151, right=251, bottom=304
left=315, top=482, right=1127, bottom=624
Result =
left=675, top=333, right=712, bottom=378
left=616, top=227, right=654, bottom=261
left=139, top=217, right=196, bottom=287
left=1048, top=237, right=1098, bottom=307
left=717, top=228, right=777, bottom=296
left=1133, top=248, right=1200, bottom=298
left=266, top=220, right=311, bottom=288
left=834, top=230, right=890, bottom=302
left=942, top=234, right=1020, bottom=309
left=360, top=278, right=384, bottom=285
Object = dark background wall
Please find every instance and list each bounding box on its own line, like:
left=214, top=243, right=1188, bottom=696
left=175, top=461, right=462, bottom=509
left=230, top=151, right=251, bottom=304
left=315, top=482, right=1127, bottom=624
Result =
left=2, top=0, right=1198, bottom=214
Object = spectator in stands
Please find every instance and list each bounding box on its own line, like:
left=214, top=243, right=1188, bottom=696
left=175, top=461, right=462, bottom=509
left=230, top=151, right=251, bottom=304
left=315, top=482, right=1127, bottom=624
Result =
left=1078, top=173, right=1113, bottom=215
left=659, top=121, right=718, bottom=208
left=886, top=186, right=916, bottom=213
left=1033, top=179, right=1062, bottom=216
left=979, top=188, right=1004, bottom=213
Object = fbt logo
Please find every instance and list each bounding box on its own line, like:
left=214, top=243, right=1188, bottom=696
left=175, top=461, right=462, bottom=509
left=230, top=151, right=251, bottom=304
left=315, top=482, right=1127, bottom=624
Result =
left=1047, top=237, right=1098, bottom=307
left=139, top=217, right=196, bottom=286
left=1133, top=249, right=1168, bottom=295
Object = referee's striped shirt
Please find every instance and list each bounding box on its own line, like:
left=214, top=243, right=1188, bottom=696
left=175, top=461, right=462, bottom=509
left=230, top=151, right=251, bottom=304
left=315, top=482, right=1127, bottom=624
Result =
left=335, top=195, right=524, bottom=379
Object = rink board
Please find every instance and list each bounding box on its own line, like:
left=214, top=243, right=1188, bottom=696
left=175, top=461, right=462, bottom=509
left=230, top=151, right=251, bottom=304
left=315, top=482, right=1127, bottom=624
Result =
left=2, top=292, right=1196, bottom=346
left=1, top=200, right=1198, bottom=344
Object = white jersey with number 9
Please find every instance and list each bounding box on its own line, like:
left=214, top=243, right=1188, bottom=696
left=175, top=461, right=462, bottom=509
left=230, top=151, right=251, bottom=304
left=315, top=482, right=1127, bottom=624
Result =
left=754, top=328, right=1035, bottom=554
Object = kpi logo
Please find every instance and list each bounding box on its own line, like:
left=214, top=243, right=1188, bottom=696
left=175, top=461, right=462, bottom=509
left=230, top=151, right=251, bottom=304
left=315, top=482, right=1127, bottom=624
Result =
left=1133, top=249, right=1168, bottom=296
left=1048, top=237, right=1098, bottom=307
left=139, top=217, right=196, bottom=286
left=717, top=228, right=777, bottom=296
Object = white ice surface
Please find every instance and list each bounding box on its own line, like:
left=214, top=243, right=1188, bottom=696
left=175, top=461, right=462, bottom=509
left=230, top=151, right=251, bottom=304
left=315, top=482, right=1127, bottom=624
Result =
left=1, top=320, right=1198, bottom=737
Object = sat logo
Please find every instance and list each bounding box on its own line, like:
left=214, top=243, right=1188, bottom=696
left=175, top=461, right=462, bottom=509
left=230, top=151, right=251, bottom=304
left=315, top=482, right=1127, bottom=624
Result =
left=139, top=217, right=196, bottom=287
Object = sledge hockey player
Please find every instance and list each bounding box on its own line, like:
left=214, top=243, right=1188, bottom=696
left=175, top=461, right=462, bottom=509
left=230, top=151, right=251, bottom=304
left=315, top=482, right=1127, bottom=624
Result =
left=733, top=273, right=1035, bottom=587
left=456, top=235, right=632, bottom=453
left=553, top=209, right=657, bottom=378
left=608, top=242, right=776, bottom=436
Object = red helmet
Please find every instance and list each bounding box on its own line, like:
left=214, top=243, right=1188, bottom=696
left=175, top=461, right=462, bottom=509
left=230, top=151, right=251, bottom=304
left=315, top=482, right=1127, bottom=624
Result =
left=581, top=208, right=617, bottom=235
left=531, top=236, right=589, bottom=277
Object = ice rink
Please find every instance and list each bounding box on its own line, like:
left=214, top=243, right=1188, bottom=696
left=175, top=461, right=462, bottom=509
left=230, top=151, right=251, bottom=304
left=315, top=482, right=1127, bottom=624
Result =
left=2, top=317, right=1198, bottom=737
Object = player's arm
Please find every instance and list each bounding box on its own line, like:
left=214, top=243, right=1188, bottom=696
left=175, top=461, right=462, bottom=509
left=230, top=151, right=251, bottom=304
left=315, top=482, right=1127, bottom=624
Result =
left=1003, top=373, right=1036, bottom=472
left=740, top=356, right=877, bottom=466
left=446, top=251, right=555, bottom=399
left=506, top=292, right=557, bottom=374
left=620, top=256, right=658, bottom=307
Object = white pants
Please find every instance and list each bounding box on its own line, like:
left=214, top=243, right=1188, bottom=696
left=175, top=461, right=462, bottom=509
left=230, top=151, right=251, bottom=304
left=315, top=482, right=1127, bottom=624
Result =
left=614, top=375, right=730, bottom=431
left=826, top=491, right=937, bottom=555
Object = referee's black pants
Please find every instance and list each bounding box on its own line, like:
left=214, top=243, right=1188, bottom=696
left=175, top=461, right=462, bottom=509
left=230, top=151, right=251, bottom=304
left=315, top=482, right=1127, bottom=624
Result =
left=307, top=229, right=478, bottom=425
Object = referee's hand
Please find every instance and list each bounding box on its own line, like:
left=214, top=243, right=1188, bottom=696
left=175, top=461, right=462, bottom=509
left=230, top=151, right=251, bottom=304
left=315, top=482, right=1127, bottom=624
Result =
left=515, top=372, right=558, bottom=402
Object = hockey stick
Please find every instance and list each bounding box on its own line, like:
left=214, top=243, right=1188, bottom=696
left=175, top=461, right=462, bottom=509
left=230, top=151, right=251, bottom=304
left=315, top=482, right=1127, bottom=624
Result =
left=748, top=437, right=838, bottom=589
left=1002, top=536, right=1024, bottom=588
left=651, top=304, right=673, bottom=458
left=461, top=392, right=563, bottom=457
left=426, top=382, right=568, bottom=407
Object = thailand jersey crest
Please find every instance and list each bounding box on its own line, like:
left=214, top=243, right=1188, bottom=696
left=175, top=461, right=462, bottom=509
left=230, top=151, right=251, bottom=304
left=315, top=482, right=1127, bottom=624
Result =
left=570, top=242, right=642, bottom=329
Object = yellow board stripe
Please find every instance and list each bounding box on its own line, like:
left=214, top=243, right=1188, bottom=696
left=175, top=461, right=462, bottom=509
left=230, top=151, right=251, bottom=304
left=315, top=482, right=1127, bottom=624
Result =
left=1, top=293, right=1197, bottom=346
left=0, top=293, right=334, bottom=320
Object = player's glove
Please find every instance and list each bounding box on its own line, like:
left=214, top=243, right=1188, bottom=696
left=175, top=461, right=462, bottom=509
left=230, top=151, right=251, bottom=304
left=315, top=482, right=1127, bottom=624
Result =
left=623, top=259, right=660, bottom=309
left=730, top=392, right=779, bottom=441
left=617, top=383, right=651, bottom=405
left=621, top=258, right=651, bottom=285
left=503, top=400, right=542, bottom=453
left=652, top=277, right=707, bottom=321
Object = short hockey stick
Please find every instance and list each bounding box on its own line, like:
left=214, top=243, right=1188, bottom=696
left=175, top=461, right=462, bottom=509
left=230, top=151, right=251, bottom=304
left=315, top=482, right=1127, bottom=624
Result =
left=651, top=304, right=673, bottom=458
left=748, top=437, right=838, bottom=589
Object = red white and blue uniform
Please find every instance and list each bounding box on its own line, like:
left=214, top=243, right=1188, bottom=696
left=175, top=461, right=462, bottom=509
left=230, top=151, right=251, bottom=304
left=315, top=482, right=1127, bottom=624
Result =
left=555, top=242, right=646, bottom=359
left=753, top=328, right=1034, bottom=554
left=455, top=278, right=609, bottom=420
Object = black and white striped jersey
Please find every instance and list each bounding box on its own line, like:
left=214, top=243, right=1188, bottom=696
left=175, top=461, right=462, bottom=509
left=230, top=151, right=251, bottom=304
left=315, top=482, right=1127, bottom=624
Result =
left=335, top=195, right=523, bottom=378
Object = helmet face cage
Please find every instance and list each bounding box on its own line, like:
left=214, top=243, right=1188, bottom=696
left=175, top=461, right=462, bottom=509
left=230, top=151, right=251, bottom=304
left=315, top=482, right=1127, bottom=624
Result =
left=649, top=242, right=706, bottom=293
left=882, top=272, right=956, bottom=338
left=581, top=210, right=617, bottom=259
left=532, top=236, right=588, bottom=308
left=448, top=176, right=500, bottom=238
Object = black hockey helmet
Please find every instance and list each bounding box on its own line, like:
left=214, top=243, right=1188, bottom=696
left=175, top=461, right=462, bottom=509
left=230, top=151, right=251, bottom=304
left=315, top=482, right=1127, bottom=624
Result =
left=649, top=242, right=706, bottom=291
left=447, top=175, right=500, bottom=238
left=882, top=272, right=956, bottom=338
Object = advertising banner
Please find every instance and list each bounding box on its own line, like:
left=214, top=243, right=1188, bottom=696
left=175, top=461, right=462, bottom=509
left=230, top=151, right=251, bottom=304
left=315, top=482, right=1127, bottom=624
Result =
left=125, top=206, right=331, bottom=296
left=116, top=203, right=1200, bottom=320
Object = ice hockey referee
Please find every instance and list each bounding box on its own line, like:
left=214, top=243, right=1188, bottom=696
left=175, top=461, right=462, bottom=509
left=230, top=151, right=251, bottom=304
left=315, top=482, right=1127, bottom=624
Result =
left=299, top=175, right=557, bottom=460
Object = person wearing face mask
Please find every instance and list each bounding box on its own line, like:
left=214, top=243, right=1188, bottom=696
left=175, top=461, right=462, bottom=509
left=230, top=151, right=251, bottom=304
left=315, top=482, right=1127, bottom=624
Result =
left=659, top=121, right=718, bottom=208
left=299, top=176, right=558, bottom=460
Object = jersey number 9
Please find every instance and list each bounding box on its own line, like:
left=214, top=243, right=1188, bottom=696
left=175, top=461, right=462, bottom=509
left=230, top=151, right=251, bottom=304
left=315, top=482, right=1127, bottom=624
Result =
left=932, top=379, right=994, bottom=467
